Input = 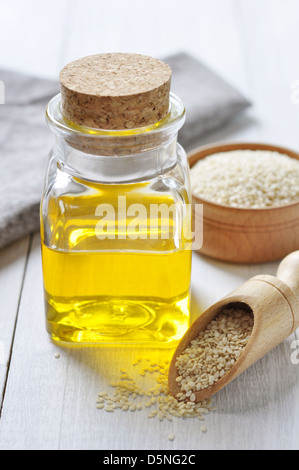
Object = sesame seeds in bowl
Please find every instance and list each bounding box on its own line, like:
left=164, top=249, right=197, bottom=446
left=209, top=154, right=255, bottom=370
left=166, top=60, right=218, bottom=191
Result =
left=188, top=142, right=299, bottom=264
left=190, top=149, right=299, bottom=209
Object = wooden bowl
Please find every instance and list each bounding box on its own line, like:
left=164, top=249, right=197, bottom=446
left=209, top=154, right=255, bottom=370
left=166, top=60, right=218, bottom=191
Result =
left=189, top=142, right=299, bottom=264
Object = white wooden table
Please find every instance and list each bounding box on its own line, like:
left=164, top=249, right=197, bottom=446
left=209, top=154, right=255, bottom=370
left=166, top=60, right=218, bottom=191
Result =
left=1, top=0, right=299, bottom=450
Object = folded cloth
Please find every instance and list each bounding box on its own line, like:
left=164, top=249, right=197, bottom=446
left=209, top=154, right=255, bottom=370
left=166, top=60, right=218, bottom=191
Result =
left=0, top=53, right=250, bottom=250
left=0, top=70, right=59, bottom=250
left=165, top=52, right=251, bottom=149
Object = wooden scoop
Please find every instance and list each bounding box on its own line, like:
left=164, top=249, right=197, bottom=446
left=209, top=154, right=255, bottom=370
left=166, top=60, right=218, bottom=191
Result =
left=168, top=251, right=299, bottom=402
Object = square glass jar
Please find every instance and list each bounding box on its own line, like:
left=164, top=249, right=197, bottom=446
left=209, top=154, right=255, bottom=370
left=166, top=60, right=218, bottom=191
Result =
left=41, top=92, right=192, bottom=346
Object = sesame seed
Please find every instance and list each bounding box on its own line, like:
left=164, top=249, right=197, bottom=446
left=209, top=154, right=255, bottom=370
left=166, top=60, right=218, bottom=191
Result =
left=175, top=307, right=253, bottom=395
left=190, top=150, right=299, bottom=208
left=96, top=357, right=217, bottom=422
left=104, top=406, right=114, bottom=412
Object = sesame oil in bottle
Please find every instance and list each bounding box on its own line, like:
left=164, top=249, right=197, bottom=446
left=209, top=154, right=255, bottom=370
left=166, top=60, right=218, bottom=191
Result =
left=41, top=53, right=192, bottom=346
left=41, top=180, right=191, bottom=344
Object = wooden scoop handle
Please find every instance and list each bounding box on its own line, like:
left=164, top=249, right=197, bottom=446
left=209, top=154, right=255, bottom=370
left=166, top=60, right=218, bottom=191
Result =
left=277, top=251, right=299, bottom=300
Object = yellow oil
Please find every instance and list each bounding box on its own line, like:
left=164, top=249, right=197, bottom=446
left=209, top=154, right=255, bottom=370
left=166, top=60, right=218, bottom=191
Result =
left=41, top=178, right=192, bottom=345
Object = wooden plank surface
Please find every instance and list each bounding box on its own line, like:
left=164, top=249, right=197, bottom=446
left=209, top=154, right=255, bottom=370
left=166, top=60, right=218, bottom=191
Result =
left=0, top=0, right=299, bottom=450
left=1, top=234, right=298, bottom=450
left=0, top=0, right=73, bottom=78
left=0, top=237, right=30, bottom=406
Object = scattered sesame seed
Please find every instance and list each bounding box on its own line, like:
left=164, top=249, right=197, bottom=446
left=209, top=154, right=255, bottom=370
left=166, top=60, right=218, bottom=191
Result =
left=105, top=406, right=114, bottom=412
left=96, top=355, right=217, bottom=424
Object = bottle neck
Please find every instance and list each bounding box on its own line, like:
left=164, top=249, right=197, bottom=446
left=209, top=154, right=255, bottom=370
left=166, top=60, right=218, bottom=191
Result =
left=46, top=92, right=185, bottom=183
left=55, top=135, right=178, bottom=183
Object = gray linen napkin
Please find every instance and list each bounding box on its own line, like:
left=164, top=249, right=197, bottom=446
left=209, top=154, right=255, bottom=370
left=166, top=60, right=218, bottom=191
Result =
left=0, top=53, right=250, bottom=250
left=0, top=70, right=59, bottom=249
left=166, top=52, right=251, bottom=149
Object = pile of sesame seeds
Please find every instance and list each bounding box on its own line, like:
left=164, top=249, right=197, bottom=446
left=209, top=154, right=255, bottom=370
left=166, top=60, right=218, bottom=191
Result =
left=95, top=306, right=254, bottom=438
left=190, top=150, right=299, bottom=208
left=175, top=306, right=254, bottom=397
left=96, top=355, right=216, bottom=432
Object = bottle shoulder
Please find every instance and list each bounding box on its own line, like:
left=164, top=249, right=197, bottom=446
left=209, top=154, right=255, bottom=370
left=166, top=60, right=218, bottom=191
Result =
left=41, top=147, right=191, bottom=210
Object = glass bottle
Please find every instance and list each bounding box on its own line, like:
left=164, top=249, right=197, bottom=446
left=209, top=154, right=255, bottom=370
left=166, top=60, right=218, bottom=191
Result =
left=40, top=54, right=192, bottom=346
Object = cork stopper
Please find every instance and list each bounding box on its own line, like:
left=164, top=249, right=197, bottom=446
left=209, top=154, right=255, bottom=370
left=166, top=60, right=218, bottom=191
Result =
left=59, top=53, right=172, bottom=130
